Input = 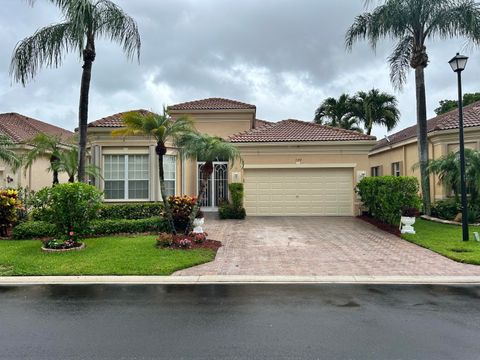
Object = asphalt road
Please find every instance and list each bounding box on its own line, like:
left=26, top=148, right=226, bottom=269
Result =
left=0, top=284, right=479, bottom=359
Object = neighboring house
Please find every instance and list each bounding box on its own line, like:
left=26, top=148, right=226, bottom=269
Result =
left=368, top=101, right=480, bottom=201
left=87, top=98, right=376, bottom=216
left=0, top=112, right=73, bottom=190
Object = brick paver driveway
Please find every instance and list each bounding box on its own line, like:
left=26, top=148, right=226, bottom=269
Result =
left=174, top=217, right=480, bottom=276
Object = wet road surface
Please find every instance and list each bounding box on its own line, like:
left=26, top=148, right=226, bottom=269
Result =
left=0, top=284, right=479, bottom=359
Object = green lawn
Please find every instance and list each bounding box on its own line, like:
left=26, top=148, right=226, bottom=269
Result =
left=402, top=219, right=480, bottom=265
left=0, top=235, right=216, bottom=276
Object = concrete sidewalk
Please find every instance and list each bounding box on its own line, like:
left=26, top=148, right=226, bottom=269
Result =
left=2, top=275, right=480, bottom=285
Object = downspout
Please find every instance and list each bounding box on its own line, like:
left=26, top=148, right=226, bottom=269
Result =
left=429, top=138, right=435, bottom=201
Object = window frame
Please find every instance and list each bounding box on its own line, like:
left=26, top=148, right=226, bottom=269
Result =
left=103, top=154, right=150, bottom=201
left=392, top=162, right=401, bottom=177
left=371, top=166, right=380, bottom=177
left=162, top=154, right=177, bottom=198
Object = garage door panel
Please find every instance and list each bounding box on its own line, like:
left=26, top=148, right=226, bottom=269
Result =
left=244, top=168, right=353, bottom=216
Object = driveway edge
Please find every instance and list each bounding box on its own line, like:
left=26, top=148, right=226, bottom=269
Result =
left=1, top=275, right=480, bottom=285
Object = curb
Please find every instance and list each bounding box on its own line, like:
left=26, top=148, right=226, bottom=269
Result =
left=1, top=275, right=480, bottom=285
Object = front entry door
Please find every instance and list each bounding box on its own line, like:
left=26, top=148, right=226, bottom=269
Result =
left=197, top=162, right=228, bottom=210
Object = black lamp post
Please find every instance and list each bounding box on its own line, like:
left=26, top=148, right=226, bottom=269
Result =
left=448, top=53, right=469, bottom=241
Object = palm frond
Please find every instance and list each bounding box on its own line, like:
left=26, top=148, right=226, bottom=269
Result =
left=94, top=0, right=141, bottom=61
left=0, top=135, right=20, bottom=168
left=388, top=35, right=414, bottom=90
left=10, top=22, right=77, bottom=85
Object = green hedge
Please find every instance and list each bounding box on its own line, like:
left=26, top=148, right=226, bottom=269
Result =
left=31, top=202, right=164, bottom=222
left=219, top=183, right=246, bottom=220
left=356, top=176, right=421, bottom=225
left=97, top=203, right=164, bottom=220
left=12, top=217, right=168, bottom=240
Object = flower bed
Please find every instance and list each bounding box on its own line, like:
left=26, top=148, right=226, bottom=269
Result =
left=156, top=231, right=221, bottom=251
left=357, top=215, right=401, bottom=237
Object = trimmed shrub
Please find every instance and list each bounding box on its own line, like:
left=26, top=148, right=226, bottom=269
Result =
left=89, top=217, right=167, bottom=235
left=431, top=198, right=461, bottom=221
left=12, top=217, right=168, bottom=240
left=356, top=176, right=421, bottom=225
left=97, top=203, right=164, bottom=220
left=12, top=221, right=56, bottom=239
left=28, top=183, right=103, bottom=238
left=219, top=183, right=246, bottom=220
left=431, top=198, right=480, bottom=223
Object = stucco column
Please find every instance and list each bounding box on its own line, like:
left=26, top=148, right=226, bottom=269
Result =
left=149, top=145, right=158, bottom=201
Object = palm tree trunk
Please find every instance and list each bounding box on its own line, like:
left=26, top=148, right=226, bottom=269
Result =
left=415, top=66, right=431, bottom=215
left=51, top=156, right=59, bottom=185
left=157, top=145, right=177, bottom=235
left=78, top=35, right=95, bottom=183
left=187, top=162, right=212, bottom=234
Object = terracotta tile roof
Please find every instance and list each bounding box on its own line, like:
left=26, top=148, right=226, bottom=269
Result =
left=254, top=119, right=273, bottom=128
left=88, top=109, right=155, bottom=128
left=169, top=98, right=256, bottom=111
left=230, top=119, right=376, bottom=143
left=0, top=112, right=73, bottom=144
left=371, top=101, right=480, bottom=152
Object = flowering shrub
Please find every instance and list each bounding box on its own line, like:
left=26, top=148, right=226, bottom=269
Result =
left=190, top=232, right=207, bottom=243
left=177, top=238, right=192, bottom=249
left=0, top=189, right=23, bottom=236
left=31, top=183, right=102, bottom=240
left=157, top=232, right=174, bottom=247
left=163, top=195, right=197, bottom=231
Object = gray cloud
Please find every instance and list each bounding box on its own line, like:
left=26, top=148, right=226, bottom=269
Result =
left=1, top=0, right=479, bottom=138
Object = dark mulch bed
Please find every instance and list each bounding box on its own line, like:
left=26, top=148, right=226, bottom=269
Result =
left=357, top=215, right=401, bottom=237
left=163, top=239, right=222, bottom=252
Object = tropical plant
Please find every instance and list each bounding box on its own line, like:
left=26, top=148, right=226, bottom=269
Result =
left=434, top=92, right=480, bottom=115
left=113, top=109, right=195, bottom=234
left=56, top=147, right=101, bottom=182
left=11, top=0, right=141, bottom=183
left=177, top=133, right=242, bottom=232
left=314, top=94, right=356, bottom=128
left=346, top=0, right=480, bottom=215
left=350, top=89, right=400, bottom=135
left=34, top=182, right=103, bottom=240
left=0, top=189, right=23, bottom=237
left=22, top=133, right=65, bottom=185
left=424, top=149, right=480, bottom=203
left=0, top=135, right=20, bottom=168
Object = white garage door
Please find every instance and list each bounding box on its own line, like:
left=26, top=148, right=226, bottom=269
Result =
left=244, top=168, right=354, bottom=216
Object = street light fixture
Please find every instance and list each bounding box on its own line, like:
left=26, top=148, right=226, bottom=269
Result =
left=448, top=53, right=469, bottom=241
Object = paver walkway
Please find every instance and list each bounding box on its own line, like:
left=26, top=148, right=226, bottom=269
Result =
left=174, top=217, right=480, bottom=276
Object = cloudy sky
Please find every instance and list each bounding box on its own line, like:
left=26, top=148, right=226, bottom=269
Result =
left=1, top=0, right=479, bottom=138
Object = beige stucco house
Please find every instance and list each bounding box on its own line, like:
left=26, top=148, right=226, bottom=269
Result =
left=0, top=113, right=73, bottom=190
left=368, top=101, right=480, bottom=201
left=87, top=98, right=377, bottom=216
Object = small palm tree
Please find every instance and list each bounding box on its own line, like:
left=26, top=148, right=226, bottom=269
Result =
left=56, top=147, right=101, bottom=183
left=346, top=0, right=480, bottom=215
left=335, top=117, right=364, bottom=133
left=314, top=94, right=354, bottom=127
left=113, top=110, right=195, bottom=235
left=23, top=133, right=64, bottom=185
left=0, top=135, right=20, bottom=168
left=350, top=89, right=400, bottom=135
left=177, top=133, right=242, bottom=233
left=426, top=149, right=480, bottom=203
left=11, top=0, right=141, bottom=183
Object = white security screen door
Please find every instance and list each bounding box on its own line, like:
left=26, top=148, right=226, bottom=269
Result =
left=197, top=162, right=228, bottom=210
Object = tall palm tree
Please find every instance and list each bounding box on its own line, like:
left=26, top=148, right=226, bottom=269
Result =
left=350, top=89, right=400, bottom=135
left=314, top=94, right=354, bottom=127
left=56, top=147, right=101, bottom=182
left=346, top=0, right=480, bottom=215
left=176, top=133, right=242, bottom=233
left=0, top=135, right=20, bottom=168
left=11, top=0, right=141, bottom=183
left=23, top=133, right=65, bottom=185
left=112, top=110, right=195, bottom=235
